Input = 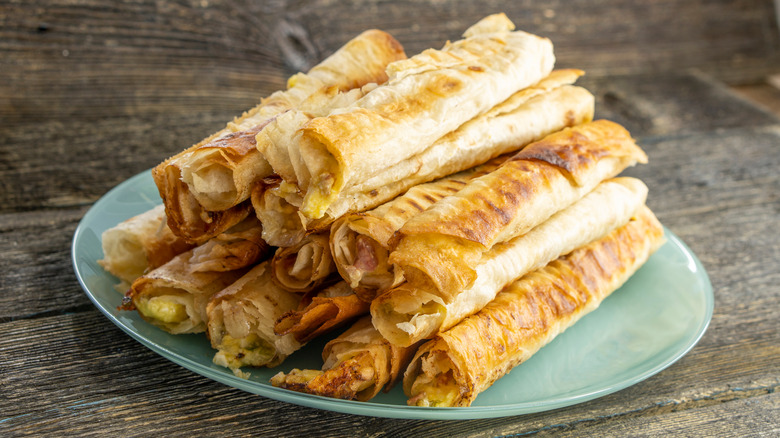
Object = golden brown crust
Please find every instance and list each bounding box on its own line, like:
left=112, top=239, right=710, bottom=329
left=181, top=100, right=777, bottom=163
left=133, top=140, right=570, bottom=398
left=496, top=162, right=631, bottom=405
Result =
left=271, top=232, right=337, bottom=293
left=389, top=120, right=648, bottom=300
left=154, top=29, right=406, bottom=236
left=297, top=17, right=555, bottom=219
left=312, top=71, right=592, bottom=223
left=511, top=119, right=647, bottom=184
left=403, top=206, right=664, bottom=407
left=329, top=156, right=508, bottom=301
left=371, top=177, right=649, bottom=347
left=270, top=316, right=419, bottom=401
left=274, top=282, right=370, bottom=343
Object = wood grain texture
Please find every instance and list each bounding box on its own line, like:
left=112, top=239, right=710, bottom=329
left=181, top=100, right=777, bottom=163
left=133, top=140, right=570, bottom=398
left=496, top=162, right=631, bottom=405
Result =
left=1, top=73, right=777, bottom=215
left=2, top=0, right=778, bottom=125
left=0, top=208, right=93, bottom=321
left=1, top=122, right=778, bottom=436
left=2, top=0, right=780, bottom=435
left=0, top=311, right=777, bottom=437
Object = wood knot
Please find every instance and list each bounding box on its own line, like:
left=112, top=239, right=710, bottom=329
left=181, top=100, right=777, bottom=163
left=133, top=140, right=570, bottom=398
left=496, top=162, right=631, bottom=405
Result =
left=275, top=19, right=319, bottom=72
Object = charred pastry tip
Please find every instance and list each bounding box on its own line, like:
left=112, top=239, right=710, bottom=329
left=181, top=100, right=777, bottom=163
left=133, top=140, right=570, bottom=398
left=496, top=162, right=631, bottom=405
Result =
left=118, top=295, right=135, bottom=311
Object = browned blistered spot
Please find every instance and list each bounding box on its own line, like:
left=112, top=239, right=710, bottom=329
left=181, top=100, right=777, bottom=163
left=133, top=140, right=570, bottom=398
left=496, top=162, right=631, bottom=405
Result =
left=421, top=192, right=437, bottom=203
left=468, top=65, right=484, bottom=72
left=428, top=75, right=463, bottom=96
left=369, top=189, right=379, bottom=197
left=474, top=192, right=513, bottom=227
left=565, top=109, right=576, bottom=127
left=516, top=131, right=605, bottom=177
left=204, top=119, right=273, bottom=155
left=407, top=198, right=424, bottom=212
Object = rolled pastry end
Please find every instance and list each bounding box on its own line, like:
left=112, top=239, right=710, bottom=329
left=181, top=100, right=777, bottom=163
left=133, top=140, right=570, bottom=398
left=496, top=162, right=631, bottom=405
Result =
left=270, top=316, right=412, bottom=401
left=251, top=181, right=306, bottom=248
left=330, top=217, right=396, bottom=300
left=404, top=345, right=465, bottom=407
left=99, top=205, right=194, bottom=288
left=299, top=132, right=343, bottom=221
left=206, top=263, right=304, bottom=375
left=271, top=233, right=336, bottom=293
left=370, top=286, right=447, bottom=347
left=270, top=350, right=379, bottom=401
left=181, top=150, right=239, bottom=212
left=129, top=287, right=202, bottom=335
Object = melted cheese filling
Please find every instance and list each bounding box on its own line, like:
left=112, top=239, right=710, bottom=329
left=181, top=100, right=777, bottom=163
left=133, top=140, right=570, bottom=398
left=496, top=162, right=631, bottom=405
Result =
left=136, top=296, right=188, bottom=324
left=409, top=352, right=460, bottom=407
left=213, top=333, right=274, bottom=372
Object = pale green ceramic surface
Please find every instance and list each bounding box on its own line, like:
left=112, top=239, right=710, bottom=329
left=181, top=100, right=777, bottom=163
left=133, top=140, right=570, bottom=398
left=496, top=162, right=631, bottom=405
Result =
left=72, top=170, right=714, bottom=420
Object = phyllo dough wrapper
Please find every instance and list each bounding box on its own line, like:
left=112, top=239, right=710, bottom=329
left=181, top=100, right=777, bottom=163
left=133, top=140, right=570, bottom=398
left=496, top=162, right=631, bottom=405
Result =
left=274, top=281, right=370, bottom=344
left=372, top=177, right=649, bottom=347
left=153, top=29, right=405, bottom=243
left=271, top=232, right=337, bottom=293
left=330, top=155, right=507, bottom=301
left=389, top=119, right=648, bottom=303
left=270, top=316, right=419, bottom=401
left=295, top=13, right=556, bottom=220
left=99, top=205, right=194, bottom=289
left=123, top=216, right=271, bottom=334
left=404, top=205, right=665, bottom=407
left=254, top=69, right=594, bottom=246
left=206, top=261, right=303, bottom=374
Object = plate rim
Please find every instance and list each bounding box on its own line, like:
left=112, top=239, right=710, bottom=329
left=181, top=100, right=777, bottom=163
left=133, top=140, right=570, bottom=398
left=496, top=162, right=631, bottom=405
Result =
left=72, top=169, right=715, bottom=420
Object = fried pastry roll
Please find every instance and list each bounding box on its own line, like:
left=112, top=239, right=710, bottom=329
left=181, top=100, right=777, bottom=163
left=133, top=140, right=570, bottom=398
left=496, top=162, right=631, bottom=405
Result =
left=123, top=250, right=250, bottom=334
left=253, top=83, right=380, bottom=247
left=250, top=175, right=304, bottom=247
left=329, top=156, right=506, bottom=301
left=123, top=217, right=272, bottom=333
left=153, top=29, right=405, bottom=241
left=296, top=14, right=555, bottom=219
left=372, top=177, right=648, bottom=347
left=403, top=205, right=665, bottom=407
left=257, top=82, right=380, bottom=189
left=389, top=120, right=647, bottom=302
left=271, top=232, right=337, bottom=293
left=270, top=316, right=419, bottom=401
left=274, top=281, right=370, bottom=343
left=206, top=261, right=303, bottom=375
left=187, top=215, right=270, bottom=272
left=256, top=70, right=594, bottom=239
left=99, top=204, right=194, bottom=289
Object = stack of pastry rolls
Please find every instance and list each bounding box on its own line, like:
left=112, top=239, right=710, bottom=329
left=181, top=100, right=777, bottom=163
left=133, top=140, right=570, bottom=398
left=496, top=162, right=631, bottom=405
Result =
left=98, top=13, right=665, bottom=407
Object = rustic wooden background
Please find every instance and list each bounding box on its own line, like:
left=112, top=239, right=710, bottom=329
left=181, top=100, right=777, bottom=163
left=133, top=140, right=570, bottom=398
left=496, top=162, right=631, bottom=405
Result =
left=1, top=0, right=779, bottom=436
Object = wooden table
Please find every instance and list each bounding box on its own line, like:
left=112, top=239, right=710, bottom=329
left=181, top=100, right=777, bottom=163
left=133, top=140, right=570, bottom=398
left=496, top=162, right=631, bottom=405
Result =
left=2, top=1, right=779, bottom=436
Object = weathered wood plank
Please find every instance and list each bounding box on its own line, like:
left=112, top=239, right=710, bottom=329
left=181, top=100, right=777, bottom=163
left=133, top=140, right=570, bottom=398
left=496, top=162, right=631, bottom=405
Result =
left=2, top=0, right=778, bottom=127
left=0, top=311, right=776, bottom=437
left=0, top=112, right=233, bottom=213
left=483, top=391, right=780, bottom=437
left=582, top=72, right=780, bottom=137
left=0, top=208, right=94, bottom=321
left=2, top=122, right=779, bottom=321
left=1, top=73, right=777, bottom=214
left=733, top=79, right=780, bottom=118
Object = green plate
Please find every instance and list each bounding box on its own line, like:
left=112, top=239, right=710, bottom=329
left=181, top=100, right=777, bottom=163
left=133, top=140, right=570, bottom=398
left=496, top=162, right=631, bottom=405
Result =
left=72, top=170, right=714, bottom=420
